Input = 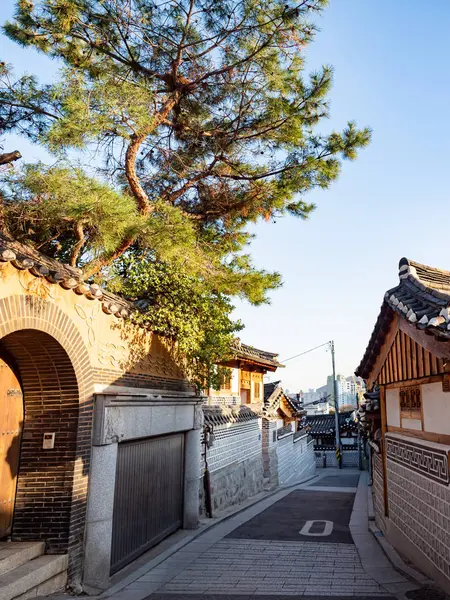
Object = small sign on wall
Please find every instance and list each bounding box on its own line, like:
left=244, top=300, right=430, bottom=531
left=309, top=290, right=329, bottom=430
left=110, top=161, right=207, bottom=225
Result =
left=43, top=432, right=55, bottom=449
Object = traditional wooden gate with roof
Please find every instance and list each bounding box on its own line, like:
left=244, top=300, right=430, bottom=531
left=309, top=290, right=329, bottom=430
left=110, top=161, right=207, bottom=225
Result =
left=0, top=233, right=202, bottom=595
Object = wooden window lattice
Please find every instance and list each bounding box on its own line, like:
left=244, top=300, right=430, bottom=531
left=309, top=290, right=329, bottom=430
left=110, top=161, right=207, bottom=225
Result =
left=399, top=385, right=421, bottom=417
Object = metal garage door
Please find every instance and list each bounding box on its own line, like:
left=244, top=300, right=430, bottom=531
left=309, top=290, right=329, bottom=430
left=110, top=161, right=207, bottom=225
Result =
left=110, top=433, right=184, bottom=574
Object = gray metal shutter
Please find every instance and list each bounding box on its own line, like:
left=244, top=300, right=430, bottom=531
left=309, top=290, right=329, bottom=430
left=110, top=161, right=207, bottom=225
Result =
left=110, top=433, right=184, bottom=574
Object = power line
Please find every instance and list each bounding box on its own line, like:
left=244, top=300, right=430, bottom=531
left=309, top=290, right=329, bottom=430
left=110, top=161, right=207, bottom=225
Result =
left=281, top=341, right=331, bottom=363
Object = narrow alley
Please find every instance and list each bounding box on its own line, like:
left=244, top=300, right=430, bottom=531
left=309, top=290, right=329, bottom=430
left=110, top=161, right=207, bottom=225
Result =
left=105, top=470, right=418, bottom=600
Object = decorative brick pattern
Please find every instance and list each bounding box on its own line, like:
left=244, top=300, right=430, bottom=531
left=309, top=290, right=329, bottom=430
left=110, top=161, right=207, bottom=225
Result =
left=372, top=452, right=386, bottom=532
left=0, top=295, right=94, bottom=583
left=94, top=367, right=190, bottom=391
left=386, top=435, right=449, bottom=485
left=387, top=457, right=450, bottom=581
left=277, top=433, right=315, bottom=486
left=203, top=395, right=241, bottom=408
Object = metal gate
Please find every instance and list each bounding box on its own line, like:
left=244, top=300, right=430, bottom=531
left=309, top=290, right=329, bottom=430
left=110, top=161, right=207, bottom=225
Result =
left=110, top=433, right=185, bottom=574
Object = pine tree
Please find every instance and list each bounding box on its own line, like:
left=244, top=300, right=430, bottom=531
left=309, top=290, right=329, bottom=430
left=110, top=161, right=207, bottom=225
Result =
left=0, top=0, right=370, bottom=386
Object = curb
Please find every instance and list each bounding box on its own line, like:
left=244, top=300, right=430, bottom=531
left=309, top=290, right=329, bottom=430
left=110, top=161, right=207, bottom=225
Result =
left=101, top=470, right=321, bottom=598
left=368, top=521, right=432, bottom=587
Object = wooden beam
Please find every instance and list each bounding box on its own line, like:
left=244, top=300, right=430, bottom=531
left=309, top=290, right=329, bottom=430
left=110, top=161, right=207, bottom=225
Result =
left=400, top=331, right=407, bottom=382
left=406, top=334, right=412, bottom=380
left=417, top=344, right=424, bottom=379
left=395, top=334, right=403, bottom=381
left=431, top=353, right=438, bottom=375
left=385, top=374, right=443, bottom=389
left=387, top=425, right=450, bottom=446
left=392, top=335, right=399, bottom=382
left=424, top=348, right=431, bottom=376
left=411, top=339, right=418, bottom=380
left=398, top=318, right=450, bottom=360
left=367, top=314, right=399, bottom=389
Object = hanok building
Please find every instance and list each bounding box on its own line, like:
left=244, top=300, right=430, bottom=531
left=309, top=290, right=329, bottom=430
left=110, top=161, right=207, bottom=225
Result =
left=263, top=380, right=304, bottom=430
left=356, top=258, right=450, bottom=593
left=202, top=345, right=283, bottom=513
left=0, top=234, right=203, bottom=595
left=305, top=412, right=359, bottom=468
left=206, top=342, right=283, bottom=407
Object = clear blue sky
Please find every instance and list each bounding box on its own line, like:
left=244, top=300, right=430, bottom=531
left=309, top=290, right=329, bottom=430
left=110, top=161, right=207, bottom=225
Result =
left=2, top=1, right=450, bottom=391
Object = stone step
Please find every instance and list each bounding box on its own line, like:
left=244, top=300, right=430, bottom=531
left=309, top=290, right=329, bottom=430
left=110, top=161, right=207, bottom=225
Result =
left=0, top=554, right=68, bottom=600
left=0, top=544, right=45, bottom=577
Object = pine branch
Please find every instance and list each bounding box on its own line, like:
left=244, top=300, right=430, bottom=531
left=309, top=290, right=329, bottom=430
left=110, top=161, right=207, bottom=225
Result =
left=0, top=151, right=22, bottom=166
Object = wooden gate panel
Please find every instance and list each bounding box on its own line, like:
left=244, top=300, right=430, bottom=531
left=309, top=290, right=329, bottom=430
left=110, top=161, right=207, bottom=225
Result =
left=0, top=359, right=23, bottom=538
left=110, top=433, right=184, bottom=574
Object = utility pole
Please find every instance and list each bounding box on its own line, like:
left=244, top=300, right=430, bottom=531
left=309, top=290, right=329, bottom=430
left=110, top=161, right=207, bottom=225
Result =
left=330, top=340, right=342, bottom=468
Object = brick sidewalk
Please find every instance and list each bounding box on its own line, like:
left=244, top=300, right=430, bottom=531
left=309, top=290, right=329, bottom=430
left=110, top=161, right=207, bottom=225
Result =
left=104, top=470, right=417, bottom=599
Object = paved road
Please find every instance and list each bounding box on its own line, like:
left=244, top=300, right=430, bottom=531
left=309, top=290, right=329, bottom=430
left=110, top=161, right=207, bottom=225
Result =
left=107, top=470, right=416, bottom=600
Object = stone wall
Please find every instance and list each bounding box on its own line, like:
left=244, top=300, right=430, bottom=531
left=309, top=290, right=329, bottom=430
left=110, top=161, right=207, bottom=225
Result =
left=200, top=418, right=263, bottom=515
left=201, top=453, right=264, bottom=514
left=262, top=419, right=278, bottom=488
left=201, top=418, right=316, bottom=515
left=277, top=433, right=316, bottom=486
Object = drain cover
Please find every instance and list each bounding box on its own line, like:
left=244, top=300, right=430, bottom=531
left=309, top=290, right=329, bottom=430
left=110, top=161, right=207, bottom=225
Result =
left=406, top=586, right=449, bottom=600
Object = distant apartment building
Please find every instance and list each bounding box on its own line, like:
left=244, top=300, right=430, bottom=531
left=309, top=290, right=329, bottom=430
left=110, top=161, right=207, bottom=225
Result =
left=327, top=374, right=365, bottom=408
left=298, top=384, right=329, bottom=415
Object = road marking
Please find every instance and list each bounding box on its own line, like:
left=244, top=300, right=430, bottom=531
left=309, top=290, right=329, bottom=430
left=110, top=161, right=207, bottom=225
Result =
left=299, top=520, right=334, bottom=536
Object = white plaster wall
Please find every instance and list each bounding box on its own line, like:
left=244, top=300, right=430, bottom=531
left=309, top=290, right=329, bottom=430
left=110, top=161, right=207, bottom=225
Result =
left=402, top=418, right=422, bottom=431
left=422, top=382, right=450, bottom=435
left=231, top=368, right=239, bottom=394
left=386, top=388, right=400, bottom=427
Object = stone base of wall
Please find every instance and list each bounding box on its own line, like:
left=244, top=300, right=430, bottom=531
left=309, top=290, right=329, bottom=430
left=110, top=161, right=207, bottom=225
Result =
left=384, top=518, right=450, bottom=595
left=200, top=454, right=264, bottom=515
left=263, top=446, right=279, bottom=489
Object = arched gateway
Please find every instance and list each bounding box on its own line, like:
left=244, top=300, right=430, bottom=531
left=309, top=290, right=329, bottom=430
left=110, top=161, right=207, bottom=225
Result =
left=0, top=235, right=202, bottom=594
left=0, top=296, right=94, bottom=581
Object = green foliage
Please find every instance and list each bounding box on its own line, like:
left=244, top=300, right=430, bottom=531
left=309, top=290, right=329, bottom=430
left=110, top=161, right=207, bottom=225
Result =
left=114, top=253, right=242, bottom=391
left=0, top=163, right=143, bottom=261
left=0, top=0, right=371, bottom=381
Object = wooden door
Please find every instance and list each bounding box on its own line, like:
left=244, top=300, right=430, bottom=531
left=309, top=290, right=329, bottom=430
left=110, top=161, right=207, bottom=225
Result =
left=0, top=359, right=23, bottom=538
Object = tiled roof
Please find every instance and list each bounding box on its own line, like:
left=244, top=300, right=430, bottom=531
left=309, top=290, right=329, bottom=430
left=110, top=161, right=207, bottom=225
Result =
left=203, top=405, right=260, bottom=425
left=0, top=232, right=134, bottom=318
left=305, top=412, right=355, bottom=436
left=264, top=381, right=280, bottom=402
left=263, top=381, right=303, bottom=418
left=233, top=340, right=283, bottom=369
left=356, top=258, right=450, bottom=379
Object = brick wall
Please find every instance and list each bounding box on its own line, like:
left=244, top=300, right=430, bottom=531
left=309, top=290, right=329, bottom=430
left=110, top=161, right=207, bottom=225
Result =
left=276, top=433, right=316, bottom=486
left=372, top=452, right=386, bottom=532
left=262, top=420, right=278, bottom=486
left=0, top=296, right=94, bottom=583
left=203, top=418, right=262, bottom=474
left=94, top=367, right=190, bottom=391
